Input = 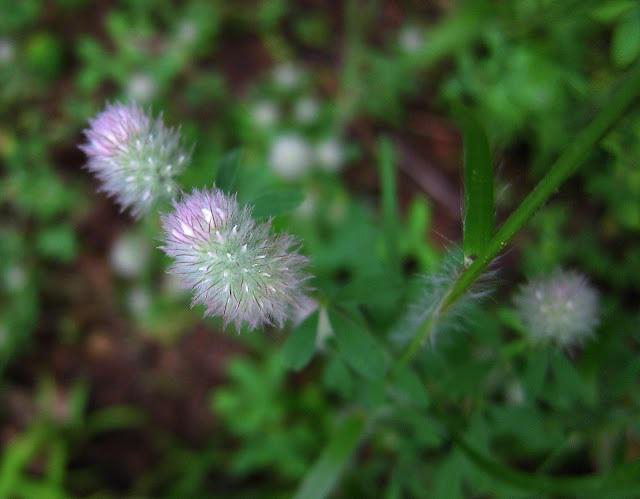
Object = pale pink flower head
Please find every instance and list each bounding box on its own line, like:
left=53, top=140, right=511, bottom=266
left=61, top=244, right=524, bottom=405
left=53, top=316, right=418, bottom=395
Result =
left=80, top=103, right=189, bottom=217
left=161, top=188, right=310, bottom=330
left=514, top=269, right=600, bottom=348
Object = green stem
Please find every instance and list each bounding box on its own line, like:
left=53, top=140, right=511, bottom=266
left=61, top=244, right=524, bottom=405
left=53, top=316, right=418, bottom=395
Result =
left=377, top=137, right=400, bottom=267
left=399, top=61, right=640, bottom=366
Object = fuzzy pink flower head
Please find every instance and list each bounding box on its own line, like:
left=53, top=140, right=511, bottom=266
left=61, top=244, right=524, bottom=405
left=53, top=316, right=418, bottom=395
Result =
left=161, top=188, right=310, bottom=330
left=514, top=269, right=600, bottom=348
left=80, top=103, right=189, bottom=217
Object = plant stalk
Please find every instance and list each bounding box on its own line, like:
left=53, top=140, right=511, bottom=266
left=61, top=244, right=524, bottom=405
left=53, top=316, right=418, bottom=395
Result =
left=399, top=60, right=640, bottom=366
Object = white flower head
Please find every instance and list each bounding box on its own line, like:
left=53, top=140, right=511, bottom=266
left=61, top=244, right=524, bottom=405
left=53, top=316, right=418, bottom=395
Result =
left=251, top=99, right=280, bottom=128
left=294, top=97, right=320, bottom=124
left=269, top=133, right=312, bottom=180
left=398, top=26, right=425, bottom=53
left=4, top=265, right=26, bottom=291
left=272, top=62, right=303, bottom=90
left=176, top=20, right=199, bottom=45
left=0, top=39, right=15, bottom=65
left=110, top=232, right=151, bottom=278
left=315, top=138, right=346, bottom=172
left=128, top=287, right=151, bottom=317
left=514, top=269, right=600, bottom=348
left=126, top=73, right=157, bottom=102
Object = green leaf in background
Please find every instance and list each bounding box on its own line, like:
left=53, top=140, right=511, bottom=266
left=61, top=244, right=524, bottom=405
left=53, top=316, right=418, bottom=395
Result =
left=612, top=7, right=640, bottom=67
left=0, top=424, right=48, bottom=499
left=391, top=365, right=430, bottom=408
left=377, top=137, right=399, bottom=264
left=460, top=110, right=495, bottom=261
left=35, top=225, right=78, bottom=262
left=215, top=149, right=241, bottom=193
left=591, top=1, right=636, bottom=22
left=293, top=413, right=366, bottom=499
left=522, top=348, right=549, bottom=400
left=282, top=311, right=319, bottom=371
left=329, top=307, right=387, bottom=381
left=249, top=186, right=304, bottom=219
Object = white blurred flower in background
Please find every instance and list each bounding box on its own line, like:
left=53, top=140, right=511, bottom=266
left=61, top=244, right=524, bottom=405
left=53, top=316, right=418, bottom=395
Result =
left=110, top=232, right=151, bottom=278
left=176, top=20, right=199, bottom=46
left=272, top=63, right=302, bottom=90
left=126, top=73, right=157, bottom=103
left=251, top=99, right=280, bottom=128
left=0, top=39, right=15, bottom=65
left=294, top=97, right=320, bottom=124
left=398, top=26, right=425, bottom=53
left=128, top=287, right=151, bottom=317
left=4, top=265, right=26, bottom=292
left=269, top=133, right=312, bottom=180
left=315, top=137, right=346, bottom=172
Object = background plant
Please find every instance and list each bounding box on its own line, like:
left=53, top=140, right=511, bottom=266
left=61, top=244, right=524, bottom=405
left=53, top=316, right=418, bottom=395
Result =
left=2, top=1, right=640, bottom=498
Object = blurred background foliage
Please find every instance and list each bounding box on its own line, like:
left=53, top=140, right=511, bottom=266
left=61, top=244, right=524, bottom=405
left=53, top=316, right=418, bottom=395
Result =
left=1, top=0, right=640, bottom=498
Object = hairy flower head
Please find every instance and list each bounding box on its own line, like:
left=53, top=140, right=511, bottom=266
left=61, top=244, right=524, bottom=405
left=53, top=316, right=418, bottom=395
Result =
left=161, top=189, right=309, bottom=330
left=514, top=269, right=600, bottom=348
left=80, top=102, right=189, bottom=217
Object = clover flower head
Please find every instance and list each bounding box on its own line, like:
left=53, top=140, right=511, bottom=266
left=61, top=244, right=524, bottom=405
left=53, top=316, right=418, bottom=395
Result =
left=126, top=73, right=157, bottom=102
left=161, top=188, right=310, bottom=330
left=272, top=62, right=302, bottom=90
left=398, top=26, right=425, bottom=53
left=80, top=102, right=189, bottom=218
left=110, top=231, right=151, bottom=278
left=0, top=38, right=15, bottom=64
left=315, top=137, right=346, bottom=172
left=514, top=269, right=600, bottom=348
left=294, top=97, right=320, bottom=124
left=269, top=133, right=312, bottom=180
left=251, top=99, right=280, bottom=128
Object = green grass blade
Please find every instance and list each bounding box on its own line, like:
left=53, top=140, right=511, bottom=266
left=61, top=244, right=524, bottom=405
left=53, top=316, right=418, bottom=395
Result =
left=460, top=111, right=494, bottom=260
left=377, top=137, right=400, bottom=264
left=293, top=413, right=366, bottom=499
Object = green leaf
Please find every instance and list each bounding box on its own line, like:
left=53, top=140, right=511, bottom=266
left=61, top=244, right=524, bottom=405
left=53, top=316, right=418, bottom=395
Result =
left=591, top=1, right=635, bottom=22
left=459, top=110, right=494, bottom=260
left=329, top=307, right=387, bottom=381
left=249, top=186, right=304, bottom=219
left=282, top=311, right=319, bottom=371
left=293, top=413, right=366, bottom=499
left=0, top=425, right=48, bottom=498
left=523, top=349, right=549, bottom=400
left=323, top=357, right=354, bottom=398
left=390, top=365, right=430, bottom=408
left=35, top=224, right=78, bottom=262
left=612, top=9, right=640, bottom=67
left=215, top=149, right=241, bottom=193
